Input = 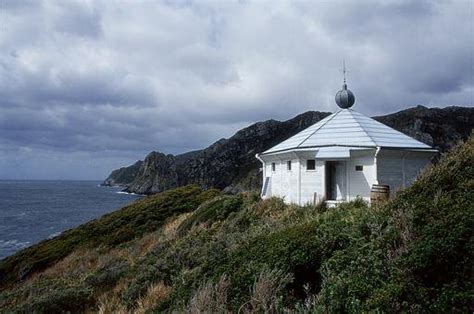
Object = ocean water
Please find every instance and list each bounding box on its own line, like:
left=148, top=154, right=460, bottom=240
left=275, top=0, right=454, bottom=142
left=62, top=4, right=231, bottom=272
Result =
left=0, top=180, right=141, bottom=259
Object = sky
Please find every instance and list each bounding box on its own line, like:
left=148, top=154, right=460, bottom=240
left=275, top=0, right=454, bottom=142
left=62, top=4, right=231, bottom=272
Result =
left=0, top=0, right=473, bottom=180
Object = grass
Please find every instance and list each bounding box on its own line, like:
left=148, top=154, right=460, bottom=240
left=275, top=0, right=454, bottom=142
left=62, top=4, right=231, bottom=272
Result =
left=0, top=136, right=472, bottom=313
left=0, top=185, right=220, bottom=288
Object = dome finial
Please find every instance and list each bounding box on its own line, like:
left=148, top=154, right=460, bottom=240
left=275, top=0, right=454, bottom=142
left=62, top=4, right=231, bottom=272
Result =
left=335, top=60, right=355, bottom=109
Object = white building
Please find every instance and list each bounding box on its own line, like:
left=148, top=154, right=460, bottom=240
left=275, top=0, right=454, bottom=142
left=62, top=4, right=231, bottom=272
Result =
left=256, top=81, right=437, bottom=206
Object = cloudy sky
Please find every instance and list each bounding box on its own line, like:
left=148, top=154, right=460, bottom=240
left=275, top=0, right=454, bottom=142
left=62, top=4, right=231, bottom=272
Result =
left=0, top=0, right=472, bottom=180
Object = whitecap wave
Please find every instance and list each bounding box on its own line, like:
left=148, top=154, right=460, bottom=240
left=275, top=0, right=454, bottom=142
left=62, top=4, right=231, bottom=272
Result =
left=47, top=232, right=62, bottom=239
left=116, top=191, right=143, bottom=196
left=0, top=239, right=30, bottom=249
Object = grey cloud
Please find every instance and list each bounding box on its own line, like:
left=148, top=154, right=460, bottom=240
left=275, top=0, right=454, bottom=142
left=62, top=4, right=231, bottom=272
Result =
left=0, top=0, right=472, bottom=179
left=1, top=0, right=41, bottom=11
left=48, top=2, right=103, bottom=38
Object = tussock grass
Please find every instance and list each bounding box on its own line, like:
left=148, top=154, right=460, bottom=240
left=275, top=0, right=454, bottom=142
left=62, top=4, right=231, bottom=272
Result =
left=135, top=281, right=171, bottom=313
left=0, top=137, right=473, bottom=313
left=98, top=294, right=127, bottom=314
left=187, top=274, right=230, bottom=313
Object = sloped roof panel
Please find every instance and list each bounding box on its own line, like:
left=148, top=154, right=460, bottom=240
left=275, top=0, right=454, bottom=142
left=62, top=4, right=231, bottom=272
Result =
left=262, top=109, right=433, bottom=154
left=263, top=113, right=336, bottom=152
left=349, top=111, right=431, bottom=148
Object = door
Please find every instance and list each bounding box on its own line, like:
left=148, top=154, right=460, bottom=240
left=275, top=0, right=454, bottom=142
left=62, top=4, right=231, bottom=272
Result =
left=325, top=161, right=346, bottom=200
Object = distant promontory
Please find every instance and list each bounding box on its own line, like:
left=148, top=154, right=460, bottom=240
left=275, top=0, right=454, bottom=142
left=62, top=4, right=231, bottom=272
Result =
left=103, top=106, right=474, bottom=194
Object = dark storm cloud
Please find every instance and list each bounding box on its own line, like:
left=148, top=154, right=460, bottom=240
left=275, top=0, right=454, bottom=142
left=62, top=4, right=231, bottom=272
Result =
left=0, top=0, right=472, bottom=179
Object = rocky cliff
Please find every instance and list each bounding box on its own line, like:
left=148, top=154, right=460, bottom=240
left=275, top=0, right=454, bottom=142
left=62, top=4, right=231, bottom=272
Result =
left=102, top=160, right=143, bottom=187
left=374, top=105, right=473, bottom=152
left=103, top=106, right=474, bottom=194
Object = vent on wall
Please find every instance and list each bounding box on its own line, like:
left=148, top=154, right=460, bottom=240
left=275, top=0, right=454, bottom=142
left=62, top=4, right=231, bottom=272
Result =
left=355, top=165, right=363, bottom=171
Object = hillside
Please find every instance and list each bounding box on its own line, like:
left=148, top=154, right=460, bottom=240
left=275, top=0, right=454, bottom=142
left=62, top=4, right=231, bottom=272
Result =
left=104, top=110, right=330, bottom=194
left=1, top=135, right=472, bottom=312
left=103, top=105, right=474, bottom=195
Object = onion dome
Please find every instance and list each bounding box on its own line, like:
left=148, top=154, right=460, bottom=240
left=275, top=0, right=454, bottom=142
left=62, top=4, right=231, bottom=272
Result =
left=335, top=83, right=355, bottom=109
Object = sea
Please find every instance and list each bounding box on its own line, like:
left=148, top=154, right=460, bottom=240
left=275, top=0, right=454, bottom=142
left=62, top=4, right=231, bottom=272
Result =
left=0, top=180, right=141, bottom=260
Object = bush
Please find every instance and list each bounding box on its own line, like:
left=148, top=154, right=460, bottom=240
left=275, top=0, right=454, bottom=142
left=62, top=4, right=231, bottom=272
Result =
left=3, top=278, right=94, bottom=313
left=177, top=195, right=244, bottom=235
left=1, top=137, right=473, bottom=312
left=84, top=259, right=129, bottom=288
left=18, top=286, right=94, bottom=313
left=318, top=136, right=474, bottom=312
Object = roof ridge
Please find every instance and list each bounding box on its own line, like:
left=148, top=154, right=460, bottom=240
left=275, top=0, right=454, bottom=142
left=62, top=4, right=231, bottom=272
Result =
left=297, top=109, right=342, bottom=148
left=347, top=110, right=378, bottom=147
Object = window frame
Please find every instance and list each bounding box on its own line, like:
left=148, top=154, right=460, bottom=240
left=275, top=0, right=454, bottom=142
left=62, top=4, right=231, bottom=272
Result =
left=306, top=159, right=316, bottom=171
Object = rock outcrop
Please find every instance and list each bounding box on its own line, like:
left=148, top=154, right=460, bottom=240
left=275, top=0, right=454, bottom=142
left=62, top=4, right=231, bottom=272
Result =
left=374, top=105, right=473, bottom=152
left=102, top=160, right=143, bottom=187
left=103, top=106, right=474, bottom=194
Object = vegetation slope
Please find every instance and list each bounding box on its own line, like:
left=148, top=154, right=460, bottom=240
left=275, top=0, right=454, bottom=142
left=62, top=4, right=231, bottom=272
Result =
left=0, top=136, right=473, bottom=313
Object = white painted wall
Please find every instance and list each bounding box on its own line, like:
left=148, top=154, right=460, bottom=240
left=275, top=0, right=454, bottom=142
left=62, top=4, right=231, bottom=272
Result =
left=267, top=160, right=281, bottom=197
left=260, top=151, right=325, bottom=205
left=377, top=150, right=434, bottom=195
left=259, top=148, right=434, bottom=205
left=299, top=157, right=323, bottom=205
left=260, top=152, right=300, bottom=202
left=280, top=159, right=298, bottom=203
left=260, top=150, right=374, bottom=204
left=377, top=151, right=403, bottom=194
left=347, top=150, right=376, bottom=202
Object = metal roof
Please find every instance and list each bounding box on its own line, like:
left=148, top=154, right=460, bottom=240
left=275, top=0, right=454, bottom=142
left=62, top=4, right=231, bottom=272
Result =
left=262, top=109, right=434, bottom=155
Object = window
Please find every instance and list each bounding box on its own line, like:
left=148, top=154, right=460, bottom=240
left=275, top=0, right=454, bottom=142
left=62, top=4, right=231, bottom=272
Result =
left=355, top=165, right=363, bottom=171
left=287, top=160, right=292, bottom=171
left=306, top=159, right=316, bottom=170
left=271, top=162, right=276, bottom=172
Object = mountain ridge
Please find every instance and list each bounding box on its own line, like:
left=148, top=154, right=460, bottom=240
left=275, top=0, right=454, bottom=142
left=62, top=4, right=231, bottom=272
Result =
left=103, top=105, right=474, bottom=194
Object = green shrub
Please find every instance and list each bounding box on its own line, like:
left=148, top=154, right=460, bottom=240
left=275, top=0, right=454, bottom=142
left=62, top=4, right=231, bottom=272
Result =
left=318, top=137, right=474, bottom=312
left=1, top=137, right=473, bottom=313
left=84, top=259, right=129, bottom=289
left=2, top=278, right=94, bottom=313
left=177, top=195, right=244, bottom=235
left=18, top=286, right=94, bottom=313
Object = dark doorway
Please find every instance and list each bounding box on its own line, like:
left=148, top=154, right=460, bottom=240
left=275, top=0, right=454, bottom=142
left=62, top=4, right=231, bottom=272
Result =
left=325, top=161, right=346, bottom=200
